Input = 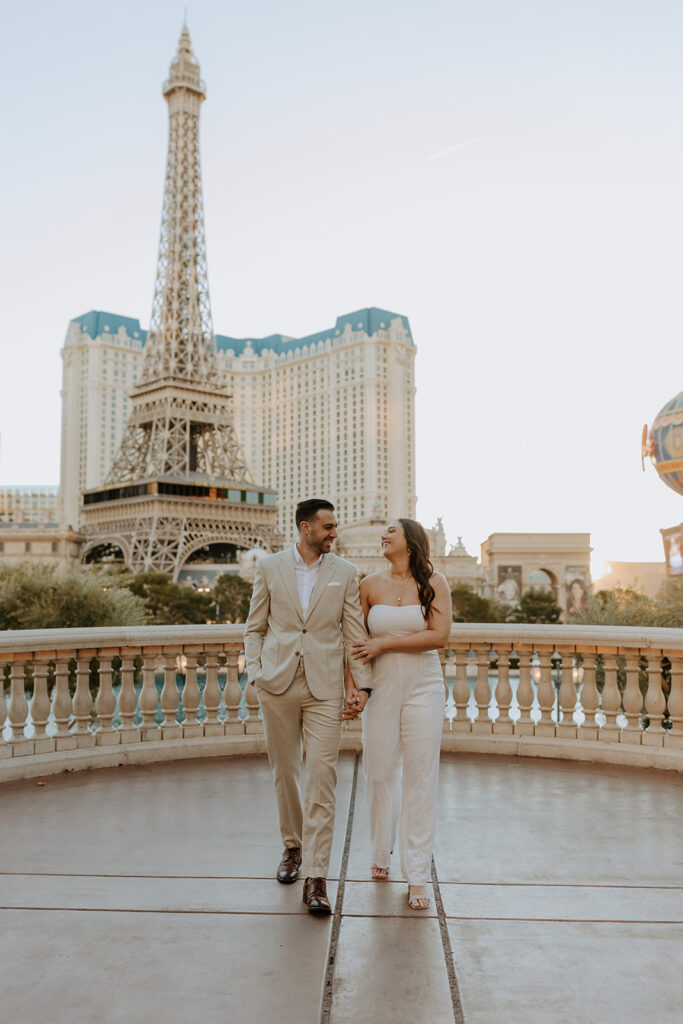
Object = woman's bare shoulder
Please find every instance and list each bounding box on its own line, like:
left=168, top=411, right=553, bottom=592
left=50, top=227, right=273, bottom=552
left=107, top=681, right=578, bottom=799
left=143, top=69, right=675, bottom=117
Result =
left=360, top=570, right=387, bottom=592
left=430, top=571, right=449, bottom=589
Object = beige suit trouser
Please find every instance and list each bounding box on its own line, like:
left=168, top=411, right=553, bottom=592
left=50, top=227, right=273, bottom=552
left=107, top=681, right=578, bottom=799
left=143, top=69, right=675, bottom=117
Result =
left=256, top=662, right=343, bottom=878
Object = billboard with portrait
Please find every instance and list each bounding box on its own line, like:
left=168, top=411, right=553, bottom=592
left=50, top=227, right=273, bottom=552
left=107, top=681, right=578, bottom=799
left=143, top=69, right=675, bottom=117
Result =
left=497, top=565, right=522, bottom=605
left=565, top=566, right=589, bottom=614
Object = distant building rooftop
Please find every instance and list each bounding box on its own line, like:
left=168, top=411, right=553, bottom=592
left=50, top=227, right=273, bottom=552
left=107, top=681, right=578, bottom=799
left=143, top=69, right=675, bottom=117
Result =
left=70, top=307, right=412, bottom=357
left=71, top=311, right=148, bottom=342
left=0, top=486, right=59, bottom=496
left=0, top=487, right=60, bottom=525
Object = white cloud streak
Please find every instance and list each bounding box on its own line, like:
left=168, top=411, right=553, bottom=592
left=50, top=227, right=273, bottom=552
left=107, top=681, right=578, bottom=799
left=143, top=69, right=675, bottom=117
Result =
left=427, top=136, right=485, bottom=160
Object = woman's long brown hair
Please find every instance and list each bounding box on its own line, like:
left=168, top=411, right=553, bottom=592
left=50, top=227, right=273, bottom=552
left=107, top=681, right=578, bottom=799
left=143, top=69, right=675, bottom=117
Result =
left=399, top=518, right=436, bottom=621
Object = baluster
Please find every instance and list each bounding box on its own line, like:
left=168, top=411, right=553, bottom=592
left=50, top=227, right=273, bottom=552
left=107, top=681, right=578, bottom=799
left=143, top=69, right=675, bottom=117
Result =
left=53, top=655, right=76, bottom=749
left=8, top=660, right=30, bottom=753
left=245, top=678, right=263, bottom=735
left=0, top=666, right=9, bottom=759
left=621, top=651, right=644, bottom=741
left=493, top=646, right=513, bottom=735
left=182, top=650, right=203, bottom=738
left=472, top=645, right=493, bottom=734
left=514, top=648, right=535, bottom=736
left=535, top=648, right=555, bottom=737
left=642, top=651, right=666, bottom=745
left=0, top=665, right=7, bottom=732
left=439, top=650, right=450, bottom=733
left=224, top=648, right=244, bottom=736
left=577, top=651, right=599, bottom=740
left=664, top=653, right=683, bottom=749
left=557, top=647, right=577, bottom=739
left=160, top=650, right=181, bottom=738
left=203, top=649, right=224, bottom=736
left=451, top=648, right=471, bottom=733
left=30, top=658, right=54, bottom=753
left=118, top=652, right=140, bottom=743
left=599, top=651, right=621, bottom=742
left=95, top=652, right=119, bottom=745
left=72, top=655, right=96, bottom=746
left=139, top=651, right=160, bottom=740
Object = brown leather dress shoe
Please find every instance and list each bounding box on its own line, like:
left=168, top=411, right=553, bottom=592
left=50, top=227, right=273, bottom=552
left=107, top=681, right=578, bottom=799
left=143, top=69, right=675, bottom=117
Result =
left=302, top=876, right=332, bottom=915
left=277, top=847, right=302, bottom=884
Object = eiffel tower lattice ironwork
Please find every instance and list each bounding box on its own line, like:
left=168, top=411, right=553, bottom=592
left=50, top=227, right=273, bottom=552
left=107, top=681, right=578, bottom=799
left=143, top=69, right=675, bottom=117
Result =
left=81, top=26, right=282, bottom=579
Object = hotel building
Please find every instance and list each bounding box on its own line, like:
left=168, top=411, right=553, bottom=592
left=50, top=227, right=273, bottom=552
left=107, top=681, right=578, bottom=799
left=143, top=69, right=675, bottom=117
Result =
left=59, top=306, right=416, bottom=542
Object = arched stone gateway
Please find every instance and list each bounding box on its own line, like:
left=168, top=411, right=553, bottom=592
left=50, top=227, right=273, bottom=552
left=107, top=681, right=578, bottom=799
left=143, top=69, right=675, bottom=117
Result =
left=528, top=567, right=559, bottom=600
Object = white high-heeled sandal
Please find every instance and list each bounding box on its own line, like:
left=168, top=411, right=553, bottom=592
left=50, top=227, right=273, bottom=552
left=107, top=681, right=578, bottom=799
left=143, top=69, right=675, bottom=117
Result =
left=407, top=886, right=430, bottom=910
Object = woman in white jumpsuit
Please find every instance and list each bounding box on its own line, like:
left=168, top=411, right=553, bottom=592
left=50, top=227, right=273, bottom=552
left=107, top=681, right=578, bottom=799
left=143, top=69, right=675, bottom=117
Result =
left=348, top=518, right=452, bottom=911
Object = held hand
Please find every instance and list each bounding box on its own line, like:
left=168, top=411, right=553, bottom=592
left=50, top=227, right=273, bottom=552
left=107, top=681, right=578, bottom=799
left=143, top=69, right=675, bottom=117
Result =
left=342, top=685, right=361, bottom=720
left=341, top=687, right=369, bottom=720
left=351, top=637, right=385, bottom=664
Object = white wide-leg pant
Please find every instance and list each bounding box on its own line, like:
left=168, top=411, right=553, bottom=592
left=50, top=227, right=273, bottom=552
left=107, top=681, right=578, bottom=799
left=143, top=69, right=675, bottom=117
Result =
left=362, top=653, right=445, bottom=886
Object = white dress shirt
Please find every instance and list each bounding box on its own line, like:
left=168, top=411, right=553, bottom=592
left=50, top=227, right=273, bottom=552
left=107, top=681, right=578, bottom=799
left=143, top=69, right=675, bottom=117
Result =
left=293, top=543, right=323, bottom=615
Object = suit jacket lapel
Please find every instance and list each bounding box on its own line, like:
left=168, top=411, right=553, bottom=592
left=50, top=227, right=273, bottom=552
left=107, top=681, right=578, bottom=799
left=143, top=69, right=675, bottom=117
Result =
left=276, top=551, right=304, bottom=622
left=304, top=555, right=336, bottom=622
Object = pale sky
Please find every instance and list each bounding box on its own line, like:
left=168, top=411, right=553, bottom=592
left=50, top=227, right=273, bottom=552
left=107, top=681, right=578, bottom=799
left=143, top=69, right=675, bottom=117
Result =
left=1, top=0, right=682, bottom=575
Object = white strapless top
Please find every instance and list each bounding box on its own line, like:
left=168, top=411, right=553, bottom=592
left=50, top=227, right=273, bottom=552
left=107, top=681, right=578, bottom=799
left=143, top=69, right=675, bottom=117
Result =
left=366, top=604, right=442, bottom=688
left=367, top=603, right=427, bottom=638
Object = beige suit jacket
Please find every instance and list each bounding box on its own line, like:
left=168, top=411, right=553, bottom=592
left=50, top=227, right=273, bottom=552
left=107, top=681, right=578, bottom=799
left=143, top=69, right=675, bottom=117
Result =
left=244, top=548, right=373, bottom=699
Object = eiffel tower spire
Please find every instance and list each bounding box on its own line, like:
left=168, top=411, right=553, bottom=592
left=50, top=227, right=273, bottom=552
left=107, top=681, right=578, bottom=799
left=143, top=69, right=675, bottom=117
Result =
left=105, top=25, right=248, bottom=486
left=140, top=24, right=216, bottom=387
left=82, top=27, right=282, bottom=578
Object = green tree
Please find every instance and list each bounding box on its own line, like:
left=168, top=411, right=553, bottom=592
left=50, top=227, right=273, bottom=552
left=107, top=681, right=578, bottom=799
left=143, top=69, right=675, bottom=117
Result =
left=569, top=581, right=683, bottom=628
left=0, top=563, right=148, bottom=630
left=118, top=571, right=213, bottom=625
left=655, top=578, right=683, bottom=628
left=451, top=582, right=505, bottom=623
left=507, top=587, right=563, bottom=624
left=213, top=573, right=252, bottom=622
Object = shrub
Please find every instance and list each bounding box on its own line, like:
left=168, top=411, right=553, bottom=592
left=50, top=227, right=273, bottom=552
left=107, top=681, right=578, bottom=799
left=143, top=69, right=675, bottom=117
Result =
left=0, top=563, right=149, bottom=630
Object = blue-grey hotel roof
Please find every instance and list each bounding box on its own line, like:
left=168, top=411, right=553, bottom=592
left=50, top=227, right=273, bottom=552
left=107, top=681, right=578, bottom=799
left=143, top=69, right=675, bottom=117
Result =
left=71, top=307, right=413, bottom=355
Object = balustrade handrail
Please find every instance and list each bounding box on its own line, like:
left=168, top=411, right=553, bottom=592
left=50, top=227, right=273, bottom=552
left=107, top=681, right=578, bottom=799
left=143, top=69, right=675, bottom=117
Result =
left=448, top=622, right=683, bottom=648
left=2, top=621, right=683, bottom=782
left=0, top=623, right=248, bottom=656
left=0, top=621, right=682, bottom=656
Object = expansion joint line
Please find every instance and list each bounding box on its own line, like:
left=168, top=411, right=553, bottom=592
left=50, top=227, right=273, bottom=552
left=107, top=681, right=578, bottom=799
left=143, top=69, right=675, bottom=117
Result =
left=320, top=752, right=359, bottom=1024
left=432, top=855, right=466, bottom=1024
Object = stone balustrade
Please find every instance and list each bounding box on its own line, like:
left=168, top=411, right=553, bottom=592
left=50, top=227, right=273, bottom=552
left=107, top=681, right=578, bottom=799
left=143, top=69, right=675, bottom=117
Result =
left=1, top=622, right=682, bottom=781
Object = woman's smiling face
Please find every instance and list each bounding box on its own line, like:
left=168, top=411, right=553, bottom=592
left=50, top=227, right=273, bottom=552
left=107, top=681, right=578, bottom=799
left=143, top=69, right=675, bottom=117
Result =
left=380, top=520, right=407, bottom=558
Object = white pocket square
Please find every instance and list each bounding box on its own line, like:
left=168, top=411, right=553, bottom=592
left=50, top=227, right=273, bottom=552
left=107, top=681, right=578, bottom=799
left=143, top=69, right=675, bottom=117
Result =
left=327, top=581, right=342, bottom=587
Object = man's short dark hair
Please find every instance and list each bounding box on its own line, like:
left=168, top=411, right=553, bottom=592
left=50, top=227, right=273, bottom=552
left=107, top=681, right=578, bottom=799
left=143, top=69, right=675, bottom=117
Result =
left=295, top=498, right=335, bottom=530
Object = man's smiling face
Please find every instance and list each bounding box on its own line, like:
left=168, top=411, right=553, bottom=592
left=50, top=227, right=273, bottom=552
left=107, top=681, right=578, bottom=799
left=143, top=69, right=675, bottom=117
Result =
left=303, top=509, right=338, bottom=554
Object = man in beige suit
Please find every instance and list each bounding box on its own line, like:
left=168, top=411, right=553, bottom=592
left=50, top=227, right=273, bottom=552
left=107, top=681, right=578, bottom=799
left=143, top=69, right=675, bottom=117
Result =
left=245, top=498, right=372, bottom=914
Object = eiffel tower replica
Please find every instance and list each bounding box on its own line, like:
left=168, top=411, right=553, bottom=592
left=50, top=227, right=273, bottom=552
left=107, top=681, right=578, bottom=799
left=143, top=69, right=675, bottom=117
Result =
left=82, top=26, right=282, bottom=579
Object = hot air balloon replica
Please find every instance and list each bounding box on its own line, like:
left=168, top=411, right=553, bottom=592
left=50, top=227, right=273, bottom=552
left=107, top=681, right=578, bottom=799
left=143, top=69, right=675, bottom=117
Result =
left=642, top=391, right=683, bottom=575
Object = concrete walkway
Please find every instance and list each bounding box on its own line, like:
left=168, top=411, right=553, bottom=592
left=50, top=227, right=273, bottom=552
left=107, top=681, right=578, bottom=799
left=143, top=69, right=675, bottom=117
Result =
left=2, top=752, right=683, bottom=1023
